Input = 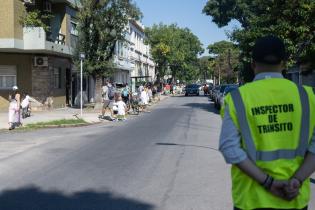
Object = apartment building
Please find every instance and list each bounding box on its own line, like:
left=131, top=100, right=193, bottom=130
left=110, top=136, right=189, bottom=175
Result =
left=89, top=19, right=156, bottom=100
left=112, top=38, right=133, bottom=85
left=0, top=0, right=80, bottom=109
left=128, top=20, right=155, bottom=91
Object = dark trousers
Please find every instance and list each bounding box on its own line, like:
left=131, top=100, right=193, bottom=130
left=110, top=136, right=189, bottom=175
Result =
left=234, top=206, right=307, bottom=210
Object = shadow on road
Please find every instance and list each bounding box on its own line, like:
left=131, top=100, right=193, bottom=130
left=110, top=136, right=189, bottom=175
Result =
left=0, top=186, right=154, bottom=210
left=172, top=95, right=207, bottom=98
left=182, top=102, right=219, bottom=114
left=156, top=142, right=218, bottom=152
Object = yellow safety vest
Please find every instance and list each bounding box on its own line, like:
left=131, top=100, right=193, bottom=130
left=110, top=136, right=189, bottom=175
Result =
left=223, top=78, right=315, bottom=209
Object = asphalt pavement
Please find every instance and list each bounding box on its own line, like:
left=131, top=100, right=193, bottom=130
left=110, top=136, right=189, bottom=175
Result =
left=0, top=95, right=313, bottom=210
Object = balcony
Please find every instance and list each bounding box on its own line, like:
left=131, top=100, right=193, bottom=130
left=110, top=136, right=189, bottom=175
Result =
left=49, top=0, right=76, bottom=4
left=23, top=27, right=73, bottom=55
left=49, top=0, right=81, bottom=7
left=113, top=55, right=133, bottom=71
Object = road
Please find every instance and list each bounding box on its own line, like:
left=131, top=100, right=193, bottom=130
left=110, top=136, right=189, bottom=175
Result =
left=0, top=95, right=313, bottom=210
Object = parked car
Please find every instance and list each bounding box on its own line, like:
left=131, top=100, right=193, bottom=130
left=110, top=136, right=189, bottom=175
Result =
left=213, top=84, right=228, bottom=108
left=216, top=84, right=239, bottom=110
left=184, top=84, right=200, bottom=96
left=210, top=85, right=219, bottom=101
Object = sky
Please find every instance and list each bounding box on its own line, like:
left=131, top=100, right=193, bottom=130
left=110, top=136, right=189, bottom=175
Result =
left=133, top=0, right=240, bottom=56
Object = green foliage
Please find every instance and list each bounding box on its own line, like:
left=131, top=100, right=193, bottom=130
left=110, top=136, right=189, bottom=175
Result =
left=20, top=10, right=52, bottom=31
left=203, top=0, right=315, bottom=82
left=198, top=56, right=215, bottom=81
left=76, top=0, right=142, bottom=77
left=145, top=24, right=204, bottom=82
left=207, top=41, right=240, bottom=83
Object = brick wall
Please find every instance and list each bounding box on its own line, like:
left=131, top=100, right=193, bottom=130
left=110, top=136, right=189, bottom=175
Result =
left=32, top=56, right=70, bottom=108
left=32, top=64, right=52, bottom=103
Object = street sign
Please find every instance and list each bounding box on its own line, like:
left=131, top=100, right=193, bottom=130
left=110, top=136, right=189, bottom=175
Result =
left=80, top=52, right=85, bottom=60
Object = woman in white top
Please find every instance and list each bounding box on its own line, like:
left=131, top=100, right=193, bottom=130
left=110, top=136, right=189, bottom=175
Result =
left=140, top=87, right=151, bottom=112
left=140, top=88, right=148, bottom=105
left=8, top=86, right=21, bottom=130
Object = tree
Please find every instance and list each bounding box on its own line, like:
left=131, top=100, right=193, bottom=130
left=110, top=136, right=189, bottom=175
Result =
left=198, top=56, right=215, bottom=82
left=207, top=41, right=240, bottom=84
left=20, top=10, right=53, bottom=32
left=76, top=0, right=141, bottom=101
left=203, top=0, right=315, bottom=82
left=144, top=24, right=173, bottom=82
left=145, top=24, right=204, bottom=83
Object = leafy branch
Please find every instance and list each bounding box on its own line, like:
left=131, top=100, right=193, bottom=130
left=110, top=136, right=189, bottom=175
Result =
left=19, top=10, right=53, bottom=31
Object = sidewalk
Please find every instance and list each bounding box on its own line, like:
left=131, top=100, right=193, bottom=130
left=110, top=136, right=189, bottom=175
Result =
left=0, top=95, right=169, bottom=130
left=0, top=107, right=101, bottom=130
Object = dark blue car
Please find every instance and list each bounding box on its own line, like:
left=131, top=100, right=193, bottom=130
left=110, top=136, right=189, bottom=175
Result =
left=185, top=84, right=200, bottom=96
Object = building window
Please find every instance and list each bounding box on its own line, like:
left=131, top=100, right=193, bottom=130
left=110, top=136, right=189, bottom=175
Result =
left=117, top=41, right=124, bottom=58
left=44, top=0, right=52, bottom=12
left=54, top=68, right=62, bottom=89
left=70, top=18, right=78, bottom=36
left=0, top=65, right=17, bottom=89
left=144, top=64, right=149, bottom=77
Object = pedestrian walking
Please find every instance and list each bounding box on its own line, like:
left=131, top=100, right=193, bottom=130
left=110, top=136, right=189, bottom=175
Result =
left=170, top=83, right=174, bottom=95
left=152, top=85, right=157, bottom=101
left=219, top=35, right=315, bottom=210
left=101, top=81, right=113, bottom=118
left=8, top=86, right=21, bottom=130
left=156, top=83, right=162, bottom=101
left=147, top=86, right=153, bottom=103
left=140, top=87, right=149, bottom=111
left=121, top=84, right=130, bottom=105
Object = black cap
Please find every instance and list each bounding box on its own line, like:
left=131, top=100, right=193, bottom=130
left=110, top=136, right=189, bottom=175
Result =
left=252, top=35, right=286, bottom=65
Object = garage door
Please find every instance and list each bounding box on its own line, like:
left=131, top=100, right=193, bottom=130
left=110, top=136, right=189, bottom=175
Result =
left=0, top=65, right=17, bottom=89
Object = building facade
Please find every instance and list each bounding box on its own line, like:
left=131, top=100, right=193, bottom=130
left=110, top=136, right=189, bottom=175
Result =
left=0, top=0, right=80, bottom=110
left=112, top=38, right=133, bottom=85
left=88, top=19, right=156, bottom=102
left=128, top=20, right=155, bottom=92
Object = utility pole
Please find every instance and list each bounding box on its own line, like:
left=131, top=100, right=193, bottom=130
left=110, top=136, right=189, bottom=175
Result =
left=79, top=52, right=85, bottom=117
left=218, top=64, right=221, bottom=85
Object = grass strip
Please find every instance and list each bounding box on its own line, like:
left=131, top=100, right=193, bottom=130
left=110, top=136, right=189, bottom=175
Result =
left=25, top=118, right=87, bottom=129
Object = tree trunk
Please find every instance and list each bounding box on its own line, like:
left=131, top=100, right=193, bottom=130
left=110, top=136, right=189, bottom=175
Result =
left=171, top=68, right=176, bottom=83
left=156, top=73, right=161, bottom=84
left=95, top=75, right=103, bottom=103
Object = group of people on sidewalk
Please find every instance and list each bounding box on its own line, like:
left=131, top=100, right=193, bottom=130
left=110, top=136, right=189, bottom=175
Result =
left=100, top=81, right=162, bottom=121
left=8, top=86, right=31, bottom=130
left=163, top=83, right=184, bottom=95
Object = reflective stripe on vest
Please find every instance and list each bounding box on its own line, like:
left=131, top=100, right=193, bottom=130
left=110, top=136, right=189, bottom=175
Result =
left=230, top=86, right=310, bottom=162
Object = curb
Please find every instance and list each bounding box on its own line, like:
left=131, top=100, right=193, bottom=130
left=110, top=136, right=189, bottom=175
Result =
left=0, top=97, right=169, bottom=132
left=0, top=121, right=103, bottom=133
left=26, top=122, right=100, bottom=129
